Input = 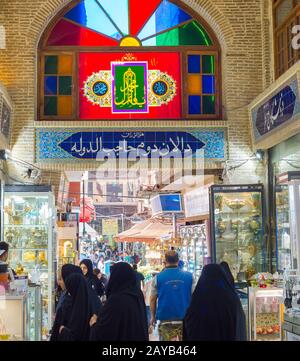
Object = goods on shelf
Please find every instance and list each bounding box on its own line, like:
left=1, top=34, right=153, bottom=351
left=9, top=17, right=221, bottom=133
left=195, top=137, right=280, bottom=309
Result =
left=210, top=185, right=265, bottom=281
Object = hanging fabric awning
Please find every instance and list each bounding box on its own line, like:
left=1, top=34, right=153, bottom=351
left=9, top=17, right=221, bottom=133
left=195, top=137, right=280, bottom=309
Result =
left=115, top=219, right=173, bottom=243
left=79, top=222, right=98, bottom=237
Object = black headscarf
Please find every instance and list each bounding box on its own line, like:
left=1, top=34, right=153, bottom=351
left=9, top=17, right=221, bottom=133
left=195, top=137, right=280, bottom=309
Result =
left=50, top=264, right=82, bottom=341
left=90, top=262, right=148, bottom=341
left=80, top=259, right=104, bottom=314
left=59, top=273, right=91, bottom=341
left=220, top=261, right=235, bottom=289
left=61, top=264, right=82, bottom=283
left=183, top=264, right=246, bottom=341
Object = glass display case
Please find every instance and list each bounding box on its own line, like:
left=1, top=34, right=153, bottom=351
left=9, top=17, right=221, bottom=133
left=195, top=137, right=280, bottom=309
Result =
left=275, top=184, right=291, bottom=272
left=276, top=172, right=300, bottom=272
left=210, top=184, right=266, bottom=281
left=27, top=284, right=42, bottom=341
left=0, top=295, right=27, bottom=341
left=249, top=287, right=284, bottom=341
left=283, top=270, right=300, bottom=340
left=179, top=223, right=210, bottom=280
left=2, top=185, right=55, bottom=340
left=235, top=282, right=249, bottom=340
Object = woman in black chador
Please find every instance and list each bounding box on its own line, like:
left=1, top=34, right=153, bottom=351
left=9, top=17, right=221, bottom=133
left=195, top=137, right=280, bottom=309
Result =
left=220, top=261, right=235, bottom=288
left=50, top=264, right=82, bottom=341
left=80, top=259, right=104, bottom=315
left=58, top=273, right=91, bottom=341
left=183, top=264, right=246, bottom=341
left=90, top=262, right=149, bottom=341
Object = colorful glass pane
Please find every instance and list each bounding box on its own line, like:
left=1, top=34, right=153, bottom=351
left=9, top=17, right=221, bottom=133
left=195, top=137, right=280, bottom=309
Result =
left=58, top=96, right=73, bottom=116
left=44, top=97, right=57, bottom=115
left=188, top=95, right=201, bottom=114
left=45, top=56, right=58, bottom=74
left=59, top=76, right=72, bottom=95
left=138, top=0, right=191, bottom=41
left=129, top=0, right=162, bottom=35
left=63, top=0, right=122, bottom=40
left=188, top=55, right=201, bottom=73
left=202, top=55, right=215, bottom=74
left=203, top=95, right=215, bottom=114
left=142, top=21, right=212, bottom=46
left=202, top=75, right=215, bottom=94
left=47, top=19, right=119, bottom=46
left=188, top=74, right=201, bottom=94
left=58, top=55, right=73, bottom=74
left=98, top=0, right=129, bottom=35
left=44, top=76, right=57, bottom=95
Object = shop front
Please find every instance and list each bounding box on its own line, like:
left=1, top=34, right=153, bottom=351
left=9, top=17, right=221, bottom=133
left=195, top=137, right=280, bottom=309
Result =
left=250, top=65, right=300, bottom=341
left=250, top=66, right=300, bottom=274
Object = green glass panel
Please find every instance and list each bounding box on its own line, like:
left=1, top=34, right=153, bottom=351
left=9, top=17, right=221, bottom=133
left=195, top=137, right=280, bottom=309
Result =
left=203, top=95, right=215, bottom=114
left=156, top=28, right=179, bottom=46
left=179, top=21, right=212, bottom=46
left=45, top=56, right=58, bottom=74
left=142, top=21, right=212, bottom=46
left=44, top=96, right=57, bottom=116
left=59, top=76, right=72, bottom=95
left=202, top=55, right=215, bottom=74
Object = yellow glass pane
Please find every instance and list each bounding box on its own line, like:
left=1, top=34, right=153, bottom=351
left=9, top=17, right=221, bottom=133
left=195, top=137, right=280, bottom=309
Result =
left=58, top=96, right=72, bottom=116
left=120, top=36, right=141, bottom=47
left=58, top=55, right=73, bottom=74
left=188, top=74, right=202, bottom=94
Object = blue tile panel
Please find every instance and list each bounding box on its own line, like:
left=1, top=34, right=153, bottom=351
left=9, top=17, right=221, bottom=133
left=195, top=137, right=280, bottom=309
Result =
left=36, top=129, right=226, bottom=161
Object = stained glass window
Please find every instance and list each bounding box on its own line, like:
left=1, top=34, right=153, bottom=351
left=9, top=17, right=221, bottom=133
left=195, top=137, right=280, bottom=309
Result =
left=42, top=54, right=73, bottom=117
left=40, top=0, right=220, bottom=120
left=187, top=53, right=217, bottom=116
left=45, top=0, right=213, bottom=47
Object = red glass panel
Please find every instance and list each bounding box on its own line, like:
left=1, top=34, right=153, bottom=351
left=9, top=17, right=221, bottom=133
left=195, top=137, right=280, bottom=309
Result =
left=79, top=52, right=182, bottom=120
left=47, top=19, right=119, bottom=46
left=129, top=0, right=162, bottom=35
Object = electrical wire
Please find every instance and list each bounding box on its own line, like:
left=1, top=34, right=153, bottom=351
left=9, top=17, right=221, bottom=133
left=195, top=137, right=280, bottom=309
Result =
left=0, top=167, right=37, bottom=185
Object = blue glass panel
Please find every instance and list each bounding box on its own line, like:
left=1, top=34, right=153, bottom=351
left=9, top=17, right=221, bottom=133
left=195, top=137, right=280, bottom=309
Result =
left=99, top=0, right=129, bottom=35
left=44, top=76, right=57, bottom=95
left=188, top=55, right=201, bottom=73
left=64, top=0, right=122, bottom=40
left=138, top=0, right=191, bottom=40
left=188, top=95, right=201, bottom=114
left=202, top=75, right=215, bottom=94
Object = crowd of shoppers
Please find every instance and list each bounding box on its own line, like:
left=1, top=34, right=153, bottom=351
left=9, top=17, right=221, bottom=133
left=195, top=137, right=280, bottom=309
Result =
left=50, top=251, right=246, bottom=342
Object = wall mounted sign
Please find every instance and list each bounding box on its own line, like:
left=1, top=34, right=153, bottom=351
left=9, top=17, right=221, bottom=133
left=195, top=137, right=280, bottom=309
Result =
left=0, top=95, right=12, bottom=141
left=102, top=219, right=119, bottom=236
left=80, top=52, right=180, bottom=119
left=251, top=77, right=300, bottom=143
left=36, top=129, right=226, bottom=162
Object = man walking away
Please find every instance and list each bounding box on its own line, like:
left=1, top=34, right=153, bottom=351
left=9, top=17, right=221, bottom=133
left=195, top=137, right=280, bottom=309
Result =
left=150, top=251, right=193, bottom=341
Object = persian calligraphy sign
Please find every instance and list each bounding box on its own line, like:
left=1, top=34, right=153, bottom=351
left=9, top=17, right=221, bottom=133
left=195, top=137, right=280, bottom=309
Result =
left=251, top=77, right=300, bottom=143
left=79, top=52, right=180, bottom=119
left=36, top=129, right=226, bottom=162
left=112, top=62, right=148, bottom=113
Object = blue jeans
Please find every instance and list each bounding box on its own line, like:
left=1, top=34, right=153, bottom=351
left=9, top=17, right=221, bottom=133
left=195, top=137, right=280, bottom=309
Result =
left=146, top=306, right=151, bottom=327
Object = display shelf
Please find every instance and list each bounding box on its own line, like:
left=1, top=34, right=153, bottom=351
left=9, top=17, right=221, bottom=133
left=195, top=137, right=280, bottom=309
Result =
left=4, top=224, right=48, bottom=227
left=3, top=188, right=55, bottom=340
left=10, top=246, right=48, bottom=251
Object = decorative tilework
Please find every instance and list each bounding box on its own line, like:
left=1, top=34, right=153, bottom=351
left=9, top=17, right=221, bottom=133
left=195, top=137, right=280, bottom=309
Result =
left=36, top=129, right=226, bottom=162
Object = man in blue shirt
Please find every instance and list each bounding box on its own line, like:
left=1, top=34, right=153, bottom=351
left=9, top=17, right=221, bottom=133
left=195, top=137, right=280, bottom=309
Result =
left=150, top=250, right=194, bottom=341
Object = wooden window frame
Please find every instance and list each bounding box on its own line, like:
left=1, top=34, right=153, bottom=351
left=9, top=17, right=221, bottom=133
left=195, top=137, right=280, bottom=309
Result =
left=273, top=0, right=300, bottom=78
left=38, top=0, right=222, bottom=121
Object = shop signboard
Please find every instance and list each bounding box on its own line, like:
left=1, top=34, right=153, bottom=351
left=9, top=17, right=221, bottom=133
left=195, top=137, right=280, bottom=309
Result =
left=102, top=218, right=119, bottom=236
left=251, top=77, right=300, bottom=143
left=36, top=129, right=226, bottom=162
left=184, top=186, right=210, bottom=219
